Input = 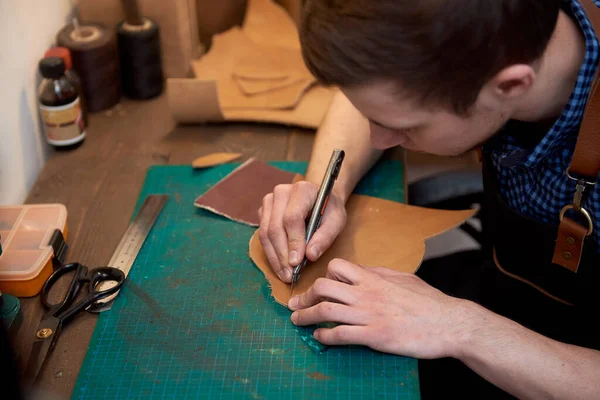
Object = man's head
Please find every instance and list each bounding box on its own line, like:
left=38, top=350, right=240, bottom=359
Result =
left=300, top=0, right=561, bottom=155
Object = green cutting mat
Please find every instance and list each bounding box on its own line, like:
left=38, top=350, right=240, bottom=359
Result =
left=73, top=161, right=420, bottom=399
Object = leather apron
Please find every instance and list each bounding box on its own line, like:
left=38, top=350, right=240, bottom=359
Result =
left=418, top=2, right=600, bottom=398
left=477, top=0, right=600, bottom=348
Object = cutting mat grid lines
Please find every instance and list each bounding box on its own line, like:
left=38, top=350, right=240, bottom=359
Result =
left=73, top=161, right=420, bottom=399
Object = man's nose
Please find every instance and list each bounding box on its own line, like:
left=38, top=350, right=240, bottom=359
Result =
left=369, top=122, right=404, bottom=150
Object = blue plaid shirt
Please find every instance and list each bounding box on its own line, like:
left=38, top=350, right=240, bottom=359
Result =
left=484, top=0, right=600, bottom=251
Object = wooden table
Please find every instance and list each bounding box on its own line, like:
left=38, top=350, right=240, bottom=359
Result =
left=14, top=93, right=404, bottom=399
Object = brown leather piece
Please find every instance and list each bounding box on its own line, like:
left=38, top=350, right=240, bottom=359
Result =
left=166, top=0, right=338, bottom=128
left=233, top=76, right=308, bottom=96
left=249, top=195, right=476, bottom=305
left=190, top=28, right=319, bottom=110
left=570, top=1, right=600, bottom=179
left=552, top=217, right=589, bottom=273
left=243, top=0, right=301, bottom=49
left=194, top=158, right=297, bottom=226
left=192, top=152, right=242, bottom=168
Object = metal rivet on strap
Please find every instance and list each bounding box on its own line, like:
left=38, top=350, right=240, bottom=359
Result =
left=566, top=237, right=576, bottom=245
left=563, top=252, right=573, bottom=261
left=36, top=328, right=53, bottom=339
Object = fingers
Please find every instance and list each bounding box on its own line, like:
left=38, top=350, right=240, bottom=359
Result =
left=259, top=191, right=292, bottom=282
left=290, top=301, right=366, bottom=326
left=305, top=199, right=346, bottom=261
left=314, top=325, right=370, bottom=346
left=325, top=258, right=367, bottom=285
left=283, top=182, right=317, bottom=266
left=288, top=277, right=356, bottom=311
left=267, top=185, right=293, bottom=276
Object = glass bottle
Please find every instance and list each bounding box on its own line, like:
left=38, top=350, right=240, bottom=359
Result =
left=38, top=56, right=86, bottom=149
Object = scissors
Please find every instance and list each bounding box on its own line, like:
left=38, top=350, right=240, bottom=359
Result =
left=24, top=262, right=125, bottom=382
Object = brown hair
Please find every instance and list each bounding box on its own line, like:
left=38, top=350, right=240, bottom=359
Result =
left=300, top=0, right=560, bottom=114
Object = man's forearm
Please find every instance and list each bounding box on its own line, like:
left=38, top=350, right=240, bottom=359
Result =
left=305, top=91, right=382, bottom=202
left=456, top=301, right=600, bottom=399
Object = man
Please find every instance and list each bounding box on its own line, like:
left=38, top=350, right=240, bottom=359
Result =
left=258, top=0, right=600, bottom=398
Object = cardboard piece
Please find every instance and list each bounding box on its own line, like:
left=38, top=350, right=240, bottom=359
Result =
left=194, top=158, right=297, bottom=226
left=195, top=0, right=247, bottom=46
left=192, top=152, right=242, bottom=168
left=249, top=196, right=477, bottom=305
left=76, top=0, right=202, bottom=78
left=166, top=79, right=225, bottom=123
left=166, top=0, right=338, bottom=128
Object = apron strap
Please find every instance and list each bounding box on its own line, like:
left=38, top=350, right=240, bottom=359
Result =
left=552, top=0, right=600, bottom=272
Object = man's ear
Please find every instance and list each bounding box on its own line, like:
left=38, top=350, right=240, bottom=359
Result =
left=489, top=64, right=536, bottom=100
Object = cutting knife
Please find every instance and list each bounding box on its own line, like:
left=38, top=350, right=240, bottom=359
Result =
left=290, top=148, right=345, bottom=294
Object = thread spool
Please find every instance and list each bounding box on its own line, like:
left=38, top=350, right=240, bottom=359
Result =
left=117, top=0, right=164, bottom=100
left=56, top=21, right=121, bottom=112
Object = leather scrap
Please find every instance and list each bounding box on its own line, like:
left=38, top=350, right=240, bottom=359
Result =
left=232, top=45, right=311, bottom=80
left=243, top=0, right=301, bottom=49
left=191, top=28, right=317, bottom=110
left=249, top=195, right=476, bottom=305
left=192, top=152, right=242, bottom=168
left=194, top=158, right=297, bottom=226
left=166, top=0, right=338, bottom=128
left=233, top=76, right=308, bottom=96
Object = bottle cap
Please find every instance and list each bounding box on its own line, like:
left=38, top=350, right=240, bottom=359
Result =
left=39, top=57, right=65, bottom=79
left=44, top=46, right=72, bottom=70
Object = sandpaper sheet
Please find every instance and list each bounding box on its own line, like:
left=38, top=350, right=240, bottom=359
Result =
left=192, top=152, right=242, bottom=168
left=194, top=158, right=298, bottom=226
left=249, top=196, right=476, bottom=305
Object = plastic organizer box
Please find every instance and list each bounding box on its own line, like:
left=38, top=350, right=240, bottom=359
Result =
left=0, top=204, right=67, bottom=297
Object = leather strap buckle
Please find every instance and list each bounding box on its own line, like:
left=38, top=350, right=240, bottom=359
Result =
left=559, top=205, right=594, bottom=237
left=566, top=170, right=596, bottom=212
left=566, top=169, right=598, bottom=187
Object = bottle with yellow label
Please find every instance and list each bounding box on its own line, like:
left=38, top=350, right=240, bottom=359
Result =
left=38, top=56, right=86, bottom=149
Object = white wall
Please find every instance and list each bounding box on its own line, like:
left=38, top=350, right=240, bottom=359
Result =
left=0, top=0, right=74, bottom=204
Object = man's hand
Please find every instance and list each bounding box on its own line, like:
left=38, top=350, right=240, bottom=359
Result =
left=288, top=258, right=472, bottom=359
left=258, top=182, right=347, bottom=283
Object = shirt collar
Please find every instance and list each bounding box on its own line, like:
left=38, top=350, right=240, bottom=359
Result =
left=491, top=0, right=599, bottom=169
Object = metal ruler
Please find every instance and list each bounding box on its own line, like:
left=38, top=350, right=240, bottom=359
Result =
left=89, top=194, right=168, bottom=313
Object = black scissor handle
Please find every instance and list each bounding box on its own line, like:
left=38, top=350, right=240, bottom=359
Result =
left=41, top=262, right=88, bottom=310
left=55, top=266, right=125, bottom=323
left=88, top=267, right=126, bottom=300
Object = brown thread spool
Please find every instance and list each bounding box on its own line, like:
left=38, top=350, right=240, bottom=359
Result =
left=56, top=21, right=121, bottom=112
